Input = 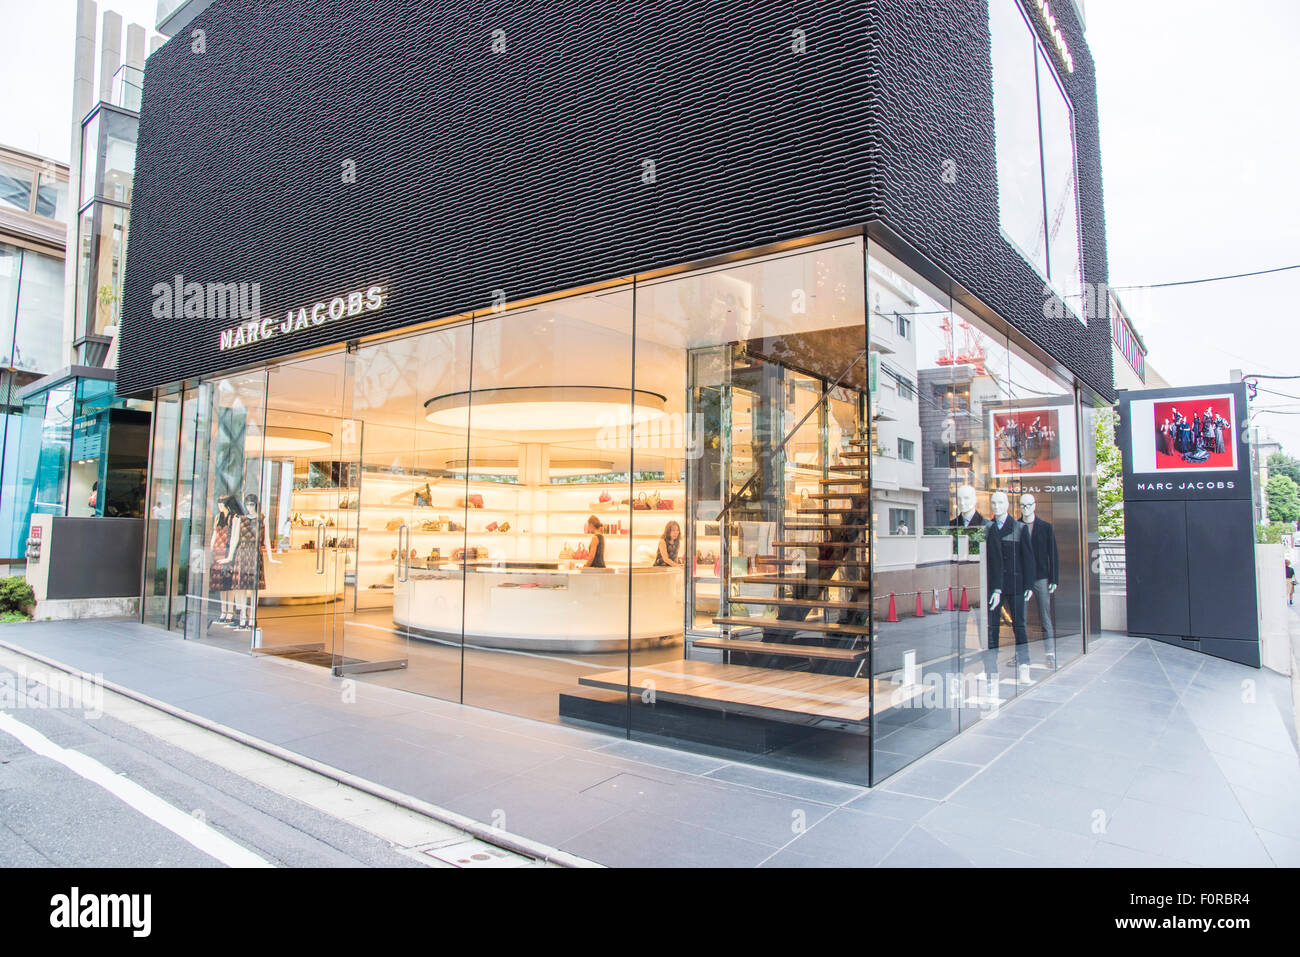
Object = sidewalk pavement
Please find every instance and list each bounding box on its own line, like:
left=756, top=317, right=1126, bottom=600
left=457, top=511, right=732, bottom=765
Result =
left=2, top=619, right=1298, bottom=867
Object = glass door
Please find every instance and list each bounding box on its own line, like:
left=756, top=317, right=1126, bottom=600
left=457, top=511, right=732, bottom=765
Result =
left=252, top=352, right=350, bottom=666
left=330, top=340, right=412, bottom=676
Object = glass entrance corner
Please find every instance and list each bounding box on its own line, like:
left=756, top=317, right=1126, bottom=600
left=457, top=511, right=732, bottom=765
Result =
left=136, top=230, right=1100, bottom=787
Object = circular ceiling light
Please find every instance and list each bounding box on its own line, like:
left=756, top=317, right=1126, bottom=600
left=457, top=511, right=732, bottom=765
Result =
left=249, top=427, right=333, bottom=455
left=425, top=386, right=666, bottom=432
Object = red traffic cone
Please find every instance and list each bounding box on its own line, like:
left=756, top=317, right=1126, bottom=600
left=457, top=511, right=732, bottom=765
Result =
left=931, top=589, right=941, bottom=614
left=914, top=591, right=926, bottom=617
left=946, top=586, right=956, bottom=611
left=886, top=592, right=899, bottom=622
left=959, top=586, right=970, bottom=611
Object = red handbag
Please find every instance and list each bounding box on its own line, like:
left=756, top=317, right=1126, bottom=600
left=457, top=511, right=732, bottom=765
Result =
left=656, top=498, right=674, bottom=510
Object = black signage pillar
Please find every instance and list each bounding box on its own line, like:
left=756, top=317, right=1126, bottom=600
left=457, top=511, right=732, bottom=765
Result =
left=1117, top=382, right=1260, bottom=667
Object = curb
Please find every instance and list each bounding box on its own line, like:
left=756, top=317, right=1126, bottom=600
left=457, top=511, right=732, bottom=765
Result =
left=0, top=638, right=602, bottom=869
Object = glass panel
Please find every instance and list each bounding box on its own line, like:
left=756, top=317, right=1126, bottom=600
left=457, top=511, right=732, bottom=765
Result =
left=88, top=204, right=130, bottom=337
left=95, top=111, right=137, bottom=205
left=32, top=383, right=75, bottom=519
left=344, top=322, right=473, bottom=698
left=867, top=245, right=962, bottom=782
left=12, top=247, right=65, bottom=373
left=1038, top=46, right=1084, bottom=320
left=1079, top=389, right=1105, bottom=653
left=254, top=354, right=349, bottom=662
left=79, top=113, right=100, bottom=208
left=1007, top=345, right=1084, bottom=683
left=990, top=0, right=1048, bottom=277
left=75, top=208, right=94, bottom=340
left=143, top=389, right=182, bottom=626
left=0, top=160, right=34, bottom=213
left=459, top=288, right=634, bottom=725
left=5, top=391, right=50, bottom=556
left=186, top=370, right=267, bottom=651
left=170, top=386, right=199, bottom=630
left=0, top=243, right=20, bottom=367
left=951, top=305, right=1022, bottom=717
left=35, top=172, right=69, bottom=221
left=628, top=238, right=870, bottom=784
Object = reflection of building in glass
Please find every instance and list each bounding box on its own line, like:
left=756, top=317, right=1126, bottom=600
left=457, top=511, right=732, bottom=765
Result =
left=4, top=4, right=161, bottom=573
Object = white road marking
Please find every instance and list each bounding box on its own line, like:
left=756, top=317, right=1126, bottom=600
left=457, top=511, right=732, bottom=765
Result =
left=0, top=709, right=272, bottom=868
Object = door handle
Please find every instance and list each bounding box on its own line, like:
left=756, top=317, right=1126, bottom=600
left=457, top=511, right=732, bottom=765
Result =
left=316, top=523, right=325, bottom=574
left=398, top=524, right=409, bottom=583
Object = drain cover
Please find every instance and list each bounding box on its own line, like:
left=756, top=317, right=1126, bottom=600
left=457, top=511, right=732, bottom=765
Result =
left=422, top=839, right=531, bottom=868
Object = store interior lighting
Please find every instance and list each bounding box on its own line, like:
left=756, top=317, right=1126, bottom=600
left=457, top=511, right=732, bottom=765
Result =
left=424, top=386, right=667, bottom=431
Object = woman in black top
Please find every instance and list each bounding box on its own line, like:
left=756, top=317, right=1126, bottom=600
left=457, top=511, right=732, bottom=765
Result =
left=584, top=515, right=606, bottom=568
left=654, top=521, right=683, bottom=566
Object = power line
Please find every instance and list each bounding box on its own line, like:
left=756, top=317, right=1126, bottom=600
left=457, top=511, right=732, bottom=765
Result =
left=1110, top=262, right=1300, bottom=291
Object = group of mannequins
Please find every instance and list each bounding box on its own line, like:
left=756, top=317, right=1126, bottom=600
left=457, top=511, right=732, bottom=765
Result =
left=950, top=484, right=1059, bottom=670
left=1158, top=407, right=1228, bottom=464
left=208, top=493, right=279, bottom=629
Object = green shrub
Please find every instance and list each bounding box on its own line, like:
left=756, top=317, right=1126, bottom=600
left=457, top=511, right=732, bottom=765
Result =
left=0, top=610, right=28, bottom=624
left=0, top=576, right=35, bottom=614
left=1256, top=522, right=1291, bottom=544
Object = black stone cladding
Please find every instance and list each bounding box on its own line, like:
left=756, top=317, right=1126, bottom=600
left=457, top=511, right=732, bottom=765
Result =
left=119, top=0, right=1112, bottom=399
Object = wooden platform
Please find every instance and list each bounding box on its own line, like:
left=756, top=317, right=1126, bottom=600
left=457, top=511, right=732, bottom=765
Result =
left=578, top=659, right=882, bottom=724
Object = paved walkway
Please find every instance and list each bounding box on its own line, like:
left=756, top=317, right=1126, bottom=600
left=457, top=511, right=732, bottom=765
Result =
left=2, top=619, right=1297, bottom=867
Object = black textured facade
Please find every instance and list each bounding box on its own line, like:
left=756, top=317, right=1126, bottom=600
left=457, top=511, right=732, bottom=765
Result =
left=119, top=0, right=1112, bottom=399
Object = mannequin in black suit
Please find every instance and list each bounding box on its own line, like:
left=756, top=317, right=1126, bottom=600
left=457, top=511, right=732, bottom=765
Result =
left=949, top=484, right=985, bottom=528
left=1019, top=493, right=1059, bottom=665
left=986, top=490, right=1034, bottom=671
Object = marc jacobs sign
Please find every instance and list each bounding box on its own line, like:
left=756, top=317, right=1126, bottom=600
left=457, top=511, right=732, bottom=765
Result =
left=218, top=285, right=387, bottom=352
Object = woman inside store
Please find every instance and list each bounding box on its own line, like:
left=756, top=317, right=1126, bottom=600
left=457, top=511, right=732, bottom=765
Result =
left=584, top=515, right=606, bottom=569
left=654, top=520, right=684, bottom=567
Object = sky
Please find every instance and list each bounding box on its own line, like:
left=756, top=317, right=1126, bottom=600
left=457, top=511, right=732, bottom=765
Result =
left=1, top=0, right=1298, bottom=450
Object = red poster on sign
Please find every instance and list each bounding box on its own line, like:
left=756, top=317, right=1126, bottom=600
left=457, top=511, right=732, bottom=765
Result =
left=1152, top=397, right=1234, bottom=471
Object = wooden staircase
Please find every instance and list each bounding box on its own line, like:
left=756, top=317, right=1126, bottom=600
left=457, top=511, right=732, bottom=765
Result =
left=694, top=437, right=872, bottom=675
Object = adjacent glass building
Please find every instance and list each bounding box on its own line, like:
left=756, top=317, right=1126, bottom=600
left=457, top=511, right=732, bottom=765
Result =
left=122, top=0, right=1114, bottom=785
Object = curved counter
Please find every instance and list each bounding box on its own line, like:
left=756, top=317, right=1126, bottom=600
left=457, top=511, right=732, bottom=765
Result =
left=393, top=564, right=684, bottom=652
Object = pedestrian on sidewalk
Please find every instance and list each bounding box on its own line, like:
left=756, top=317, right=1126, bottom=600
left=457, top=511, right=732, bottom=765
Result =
left=1286, top=559, right=1295, bottom=606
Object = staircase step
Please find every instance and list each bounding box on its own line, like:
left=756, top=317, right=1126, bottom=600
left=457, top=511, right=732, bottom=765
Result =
left=804, top=492, right=858, bottom=500
left=836, top=451, right=871, bottom=459
left=732, top=575, right=867, bottom=588
left=826, top=464, right=870, bottom=473
left=758, top=557, right=872, bottom=567
left=796, top=506, right=863, bottom=514
left=731, top=595, right=872, bottom=611
left=772, top=540, right=869, bottom=549
left=713, top=615, right=872, bottom=636
left=818, top=478, right=869, bottom=486
left=784, top=524, right=871, bottom=531
left=693, top=636, right=867, bottom=662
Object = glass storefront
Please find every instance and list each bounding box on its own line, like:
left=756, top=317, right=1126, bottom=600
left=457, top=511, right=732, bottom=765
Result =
left=141, top=234, right=1098, bottom=785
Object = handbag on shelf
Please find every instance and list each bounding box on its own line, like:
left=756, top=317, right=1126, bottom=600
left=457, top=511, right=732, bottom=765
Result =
left=485, top=521, right=499, bottom=532
left=632, top=492, right=651, bottom=510
left=385, top=518, right=403, bottom=531
left=656, top=498, right=674, bottom=510
left=414, top=483, right=433, bottom=507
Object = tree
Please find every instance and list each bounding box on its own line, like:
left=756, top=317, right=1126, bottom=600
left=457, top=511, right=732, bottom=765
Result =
left=1095, top=407, right=1125, bottom=538
left=1266, top=474, right=1300, bottom=524
left=1268, top=451, right=1300, bottom=488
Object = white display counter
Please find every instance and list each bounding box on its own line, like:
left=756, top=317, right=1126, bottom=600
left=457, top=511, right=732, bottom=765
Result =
left=257, top=549, right=346, bottom=604
left=393, top=563, right=684, bottom=652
